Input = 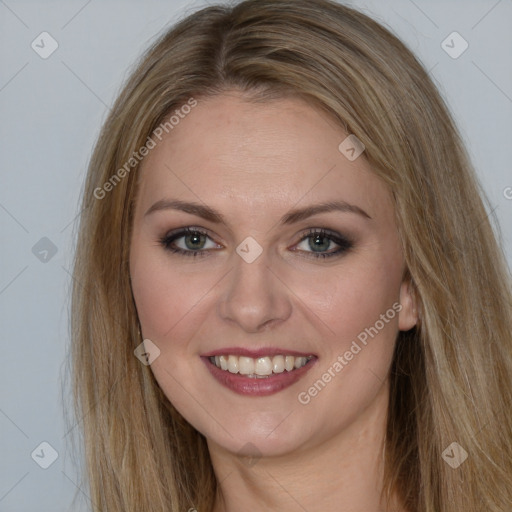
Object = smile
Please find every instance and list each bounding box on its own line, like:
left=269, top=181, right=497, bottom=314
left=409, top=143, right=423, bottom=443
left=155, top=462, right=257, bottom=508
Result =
left=202, top=350, right=317, bottom=396
left=209, top=354, right=313, bottom=377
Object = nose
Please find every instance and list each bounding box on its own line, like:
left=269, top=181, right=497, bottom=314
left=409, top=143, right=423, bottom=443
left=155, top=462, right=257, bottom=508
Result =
left=217, top=251, right=292, bottom=333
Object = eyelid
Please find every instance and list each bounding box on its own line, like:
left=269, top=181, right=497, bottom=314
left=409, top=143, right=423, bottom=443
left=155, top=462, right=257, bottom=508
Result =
left=163, top=225, right=213, bottom=239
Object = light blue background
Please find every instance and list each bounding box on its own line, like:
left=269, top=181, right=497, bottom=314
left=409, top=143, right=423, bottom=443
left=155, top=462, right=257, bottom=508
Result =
left=1, top=1, right=511, bottom=510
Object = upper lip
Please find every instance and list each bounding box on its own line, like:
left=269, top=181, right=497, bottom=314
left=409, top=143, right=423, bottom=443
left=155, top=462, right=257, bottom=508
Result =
left=201, top=347, right=316, bottom=358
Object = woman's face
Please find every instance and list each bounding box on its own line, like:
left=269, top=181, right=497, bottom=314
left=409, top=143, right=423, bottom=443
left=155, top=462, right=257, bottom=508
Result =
left=129, top=92, right=417, bottom=458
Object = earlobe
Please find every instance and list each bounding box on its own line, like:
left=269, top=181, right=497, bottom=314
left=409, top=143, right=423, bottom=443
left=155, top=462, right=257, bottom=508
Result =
left=398, top=279, right=419, bottom=331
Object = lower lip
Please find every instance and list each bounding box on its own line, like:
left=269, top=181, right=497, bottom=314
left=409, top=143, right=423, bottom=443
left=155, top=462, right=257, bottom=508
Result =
left=201, top=357, right=317, bottom=396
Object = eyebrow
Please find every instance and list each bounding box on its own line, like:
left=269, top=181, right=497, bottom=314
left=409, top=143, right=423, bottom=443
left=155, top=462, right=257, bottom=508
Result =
left=144, top=199, right=372, bottom=224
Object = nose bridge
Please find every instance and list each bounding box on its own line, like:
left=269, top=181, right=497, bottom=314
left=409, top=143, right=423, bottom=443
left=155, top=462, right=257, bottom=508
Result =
left=217, top=245, right=292, bottom=332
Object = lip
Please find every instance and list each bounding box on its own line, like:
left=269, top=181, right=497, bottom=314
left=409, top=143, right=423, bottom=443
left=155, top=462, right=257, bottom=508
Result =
left=201, top=355, right=318, bottom=397
left=201, top=347, right=316, bottom=358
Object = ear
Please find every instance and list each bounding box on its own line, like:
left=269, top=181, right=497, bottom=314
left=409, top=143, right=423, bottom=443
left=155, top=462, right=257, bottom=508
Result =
left=398, top=278, right=419, bottom=331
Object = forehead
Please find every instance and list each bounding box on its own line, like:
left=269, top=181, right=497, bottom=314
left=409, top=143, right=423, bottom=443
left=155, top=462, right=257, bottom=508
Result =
left=135, top=92, right=392, bottom=222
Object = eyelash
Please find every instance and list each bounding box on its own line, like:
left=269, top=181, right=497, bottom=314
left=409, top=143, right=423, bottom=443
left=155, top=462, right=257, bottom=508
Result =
left=158, top=227, right=354, bottom=260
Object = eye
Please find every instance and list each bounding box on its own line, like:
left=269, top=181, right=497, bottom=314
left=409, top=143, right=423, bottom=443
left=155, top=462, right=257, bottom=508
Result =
left=292, top=228, right=353, bottom=259
left=159, top=227, right=353, bottom=260
left=159, top=227, right=221, bottom=257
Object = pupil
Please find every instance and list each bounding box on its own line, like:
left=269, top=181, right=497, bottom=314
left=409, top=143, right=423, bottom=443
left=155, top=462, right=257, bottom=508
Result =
left=310, top=234, right=330, bottom=252
left=185, top=233, right=205, bottom=250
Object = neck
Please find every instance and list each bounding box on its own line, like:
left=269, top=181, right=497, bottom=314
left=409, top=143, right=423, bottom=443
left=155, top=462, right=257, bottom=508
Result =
left=208, top=382, right=407, bottom=512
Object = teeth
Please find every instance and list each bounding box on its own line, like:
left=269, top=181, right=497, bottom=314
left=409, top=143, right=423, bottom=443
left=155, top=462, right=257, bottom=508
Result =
left=255, top=357, right=273, bottom=376
left=227, top=355, right=239, bottom=373
left=209, top=354, right=312, bottom=376
left=272, top=355, right=285, bottom=373
left=294, top=357, right=307, bottom=369
left=239, top=356, right=255, bottom=375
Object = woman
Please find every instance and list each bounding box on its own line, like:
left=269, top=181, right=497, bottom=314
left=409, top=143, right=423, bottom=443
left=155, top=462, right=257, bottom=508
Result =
left=70, top=0, right=512, bottom=510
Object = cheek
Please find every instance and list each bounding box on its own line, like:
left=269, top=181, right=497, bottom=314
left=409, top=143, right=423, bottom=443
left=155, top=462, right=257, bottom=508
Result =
left=286, top=252, right=402, bottom=350
left=290, top=266, right=401, bottom=435
left=131, top=237, right=402, bottom=357
left=130, top=247, right=217, bottom=344
left=130, top=256, right=177, bottom=338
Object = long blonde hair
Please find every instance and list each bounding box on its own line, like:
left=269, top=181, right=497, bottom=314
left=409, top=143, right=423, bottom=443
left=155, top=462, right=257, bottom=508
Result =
left=69, top=0, right=512, bottom=510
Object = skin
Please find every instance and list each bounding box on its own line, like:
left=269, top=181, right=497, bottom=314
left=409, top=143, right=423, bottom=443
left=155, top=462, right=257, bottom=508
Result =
left=129, top=91, right=418, bottom=511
